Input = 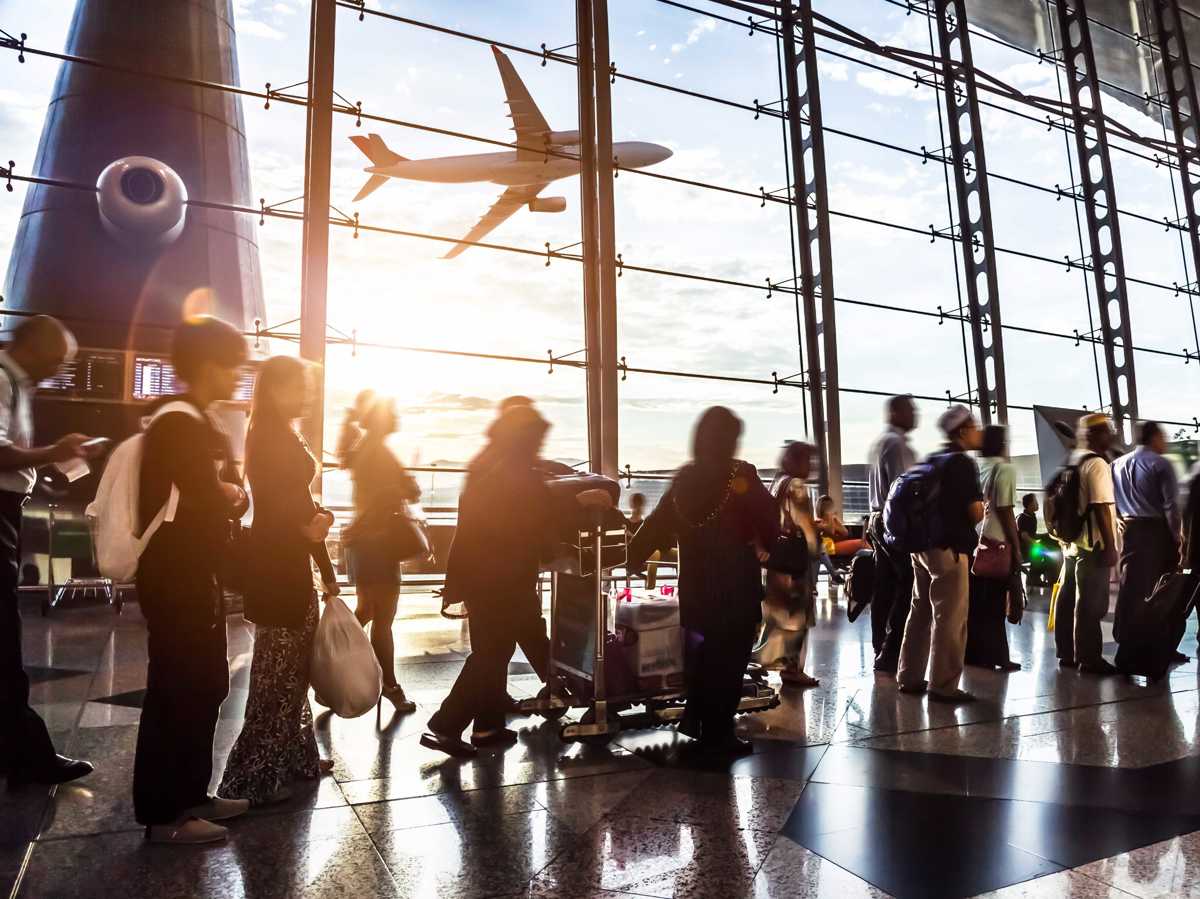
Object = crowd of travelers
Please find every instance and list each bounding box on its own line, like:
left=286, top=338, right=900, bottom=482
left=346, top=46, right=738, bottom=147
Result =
left=0, top=313, right=1197, bottom=844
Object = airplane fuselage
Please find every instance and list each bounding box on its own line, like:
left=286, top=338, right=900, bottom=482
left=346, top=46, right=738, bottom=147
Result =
left=367, top=140, right=672, bottom=187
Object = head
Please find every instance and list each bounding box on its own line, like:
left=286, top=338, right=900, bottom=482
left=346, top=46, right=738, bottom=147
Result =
left=779, top=441, right=814, bottom=480
left=171, top=316, right=247, bottom=404
left=980, top=424, right=1007, bottom=460
left=630, top=493, right=646, bottom=514
left=1022, top=493, right=1039, bottom=514
left=361, top=394, right=398, bottom=437
left=886, top=395, right=917, bottom=433
left=1139, top=420, right=1166, bottom=455
left=348, top=389, right=376, bottom=424
left=497, top=395, right=535, bottom=415
left=938, top=404, right=981, bottom=451
left=7, top=315, right=76, bottom=382
left=488, top=404, right=550, bottom=463
left=817, top=494, right=835, bottom=518
left=250, top=355, right=308, bottom=428
left=1076, top=413, right=1114, bottom=454
left=692, top=406, right=742, bottom=467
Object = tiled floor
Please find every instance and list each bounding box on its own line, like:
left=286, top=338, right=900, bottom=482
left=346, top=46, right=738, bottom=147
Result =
left=6, top=580, right=1200, bottom=898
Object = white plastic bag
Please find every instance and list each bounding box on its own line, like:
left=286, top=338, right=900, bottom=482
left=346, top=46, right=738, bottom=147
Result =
left=310, top=597, right=382, bottom=718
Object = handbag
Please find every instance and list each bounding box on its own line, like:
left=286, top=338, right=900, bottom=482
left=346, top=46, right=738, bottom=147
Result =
left=767, top=533, right=810, bottom=577
left=309, top=596, right=383, bottom=717
left=972, top=535, right=1011, bottom=580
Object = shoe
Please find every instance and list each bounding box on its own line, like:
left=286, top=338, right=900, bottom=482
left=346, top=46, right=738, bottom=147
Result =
left=317, top=758, right=335, bottom=776
left=381, top=685, right=417, bottom=714
left=997, top=660, right=1022, bottom=672
left=420, top=730, right=478, bottom=758
left=504, top=693, right=528, bottom=716
left=1172, top=651, right=1190, bottom=664
left=779, top=670, right=820, bottom=688
left=470, top=728, right=519, bottom=749
left=7, top=754, right=93, bottom=787
left=1058, top=658, right=1079, bottom=669
left=929, top=688, right=976, bottom=704
left=1079, top=659, right=1120, bottom=676
left=146, top=817, right=228, bottom=845
left=184, top=796, right=250, bottom=821
left=898, top=681, right=928, bottom=695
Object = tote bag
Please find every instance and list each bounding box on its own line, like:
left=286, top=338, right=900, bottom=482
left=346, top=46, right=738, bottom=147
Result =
left=310, top=597, right=383, bottom=718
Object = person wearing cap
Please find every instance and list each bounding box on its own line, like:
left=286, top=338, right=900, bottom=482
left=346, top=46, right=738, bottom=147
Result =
left=866, top=395, right=918, bottom=674
left=421, top=404, right=562, bottom=757
left=1065, top=414, right=1121, bottom=674
left=896, top=404, right=984, bottom=703
left=1111, top=421, right=1182, bottom=658
left=1048, top=420, right=1081, bottom=667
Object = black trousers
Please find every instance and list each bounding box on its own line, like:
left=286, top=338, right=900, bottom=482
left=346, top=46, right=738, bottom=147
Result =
left=133, top=552, right=229, bottom=825
left=685, top=618, right=758, bottom=741
left=514, top=596, right=550, bottom=682
left=0, top=491, right=56, bottom=773
left=965, top=574, right=1011, bottom=667
left=429, top=593, right=534, bottom=736
left=869, top=515, right=914, bottom=669
left=1114, top=518, right=1175, bottom=644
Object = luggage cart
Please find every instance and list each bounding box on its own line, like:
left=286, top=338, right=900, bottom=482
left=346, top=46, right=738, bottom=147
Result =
left=520, top=509, right=779, bottom=745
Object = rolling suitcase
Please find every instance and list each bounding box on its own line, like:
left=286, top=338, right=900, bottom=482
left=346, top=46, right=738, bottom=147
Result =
left=1114, top=572, right=1200, bottom=682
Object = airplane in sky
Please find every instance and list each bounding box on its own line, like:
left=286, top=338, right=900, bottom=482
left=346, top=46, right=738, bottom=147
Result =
left=349, top=45, right=673, bottom=258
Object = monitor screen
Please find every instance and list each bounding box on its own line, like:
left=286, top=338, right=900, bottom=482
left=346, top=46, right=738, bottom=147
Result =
left=131, top=355, right=257, bottom=403
left=37, top=350, right=126, bottom=401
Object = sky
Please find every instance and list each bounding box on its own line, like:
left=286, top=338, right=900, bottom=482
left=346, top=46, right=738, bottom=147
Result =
left=0, top=0, right=1197, bottom=478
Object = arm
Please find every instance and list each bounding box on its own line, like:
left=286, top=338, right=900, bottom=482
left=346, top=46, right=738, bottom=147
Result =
left=0, top=376, right=91, bottom=470
left=1160, top=457, right=1182, bottom=545
left=628, top=491, right=677, bottom=573
left=1095, top=504, right=1118, bottom=568
left=161, top=414, right=244, bottom=519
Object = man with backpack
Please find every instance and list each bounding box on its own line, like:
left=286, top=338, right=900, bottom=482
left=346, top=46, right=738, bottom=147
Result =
left=867, top=395, right=917, bottom=673
left=894, top=404, right=984, bottom=703
left=0, top=316, right=101, bottom=787
left=1111, top=422, right=1182, bottom=658
left=1045, top=413, right=1120, bottom=675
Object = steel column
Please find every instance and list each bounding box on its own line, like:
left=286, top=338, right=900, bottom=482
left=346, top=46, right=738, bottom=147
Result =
left=1052, top=0, right=1139, bottom=435
left=1149, top=0, right=1200, bottom=342
left=299, top=0, right=337, bottom=483
left=592, top=0, right=620, bottom=479
left=782, top=2, right=841, bottom=508
left=576, top=0, right=604, bottom=474
left=932, top=0, right=1009, bottom=426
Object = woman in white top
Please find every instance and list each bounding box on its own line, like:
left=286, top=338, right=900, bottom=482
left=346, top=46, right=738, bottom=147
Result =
left=966, top=425, right=1022, bottom=671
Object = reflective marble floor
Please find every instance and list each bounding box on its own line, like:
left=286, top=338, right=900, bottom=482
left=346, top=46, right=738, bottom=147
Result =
left=7, top=579, right=1200, bottom=899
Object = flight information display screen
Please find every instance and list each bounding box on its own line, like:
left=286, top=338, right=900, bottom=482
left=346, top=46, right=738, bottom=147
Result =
left=37, top=350, right=126, bottom=401
left=132, top=355, right=256, bottom=403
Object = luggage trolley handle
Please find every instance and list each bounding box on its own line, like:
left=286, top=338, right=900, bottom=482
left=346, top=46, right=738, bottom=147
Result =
left=592, top=510, right=607, bottom=713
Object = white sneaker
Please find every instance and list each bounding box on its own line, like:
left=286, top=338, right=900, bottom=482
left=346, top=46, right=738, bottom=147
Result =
left=147, top=817, right=228, bottom=845
left=184, top=796, right=251, bottom=821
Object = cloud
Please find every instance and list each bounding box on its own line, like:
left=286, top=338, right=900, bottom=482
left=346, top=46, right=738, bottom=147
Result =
left=272, top=3, right=294, bottom=14
left=649, top=43, right=657, bottom=51
left=636, top=29, right=646, bottom=37
left=669, top=17, right=716, bottom=56
left=855, top=69, right=929, bottom=99
left=404, top=392, right=496, bottom=413
left=239, top=19, right=285, bottom=40
left=818, top=60, right=848, bottom=82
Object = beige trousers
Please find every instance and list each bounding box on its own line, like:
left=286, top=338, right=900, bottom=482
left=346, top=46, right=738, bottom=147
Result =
left=896, top=547, right=969, bottom=695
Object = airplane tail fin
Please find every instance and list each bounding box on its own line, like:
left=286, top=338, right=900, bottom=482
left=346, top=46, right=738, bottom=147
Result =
left=353, top=174, right=391, bottom=203
left=349, top=133, right=406, bottom=167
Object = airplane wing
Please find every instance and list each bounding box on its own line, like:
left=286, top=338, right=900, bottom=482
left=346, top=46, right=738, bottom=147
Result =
left=492, top=46, right=550, bottom=160
left=444, top=182, right=548, bottom=259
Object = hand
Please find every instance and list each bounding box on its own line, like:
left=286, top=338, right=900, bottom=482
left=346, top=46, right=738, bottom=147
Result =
left=48, top=433, right=89, bottom=463
left=321, top=581, right=340, bottom=598
left=219, top=481, right=247, bottom=509
left=302, top=512, right=334, bottom=542
left=576, top=488, right=614, bottom=509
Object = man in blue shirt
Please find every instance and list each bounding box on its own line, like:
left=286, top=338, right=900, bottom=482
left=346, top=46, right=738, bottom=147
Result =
left=1111, top=421, right=1181, bottom=652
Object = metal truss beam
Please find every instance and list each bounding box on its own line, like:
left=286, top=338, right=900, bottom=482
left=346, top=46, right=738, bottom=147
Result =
left=576, top=0, right=604, bottom=473
left=781, top=0, right=842, bottom=509
left=1052, top=0, right=1140, bottom=434
left=1149, top=0, right=1200, bottom=333
left=932, top=0, right=1009, bottom=426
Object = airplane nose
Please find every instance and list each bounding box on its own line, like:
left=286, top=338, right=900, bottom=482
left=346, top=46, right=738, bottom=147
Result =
left=656, top=144, right=673, bottom=163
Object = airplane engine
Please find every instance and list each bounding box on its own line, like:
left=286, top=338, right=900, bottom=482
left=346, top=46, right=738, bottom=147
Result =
left=96, top=156, right=188, bottom=248
left=528, top=196, right=567, bottom=213
left=545, top=130, right=581, bottom=146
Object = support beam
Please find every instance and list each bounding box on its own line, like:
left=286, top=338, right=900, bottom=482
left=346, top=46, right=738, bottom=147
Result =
left=575, top=0, right=604, bottom=473
left=782, top=1, right=842, bottom=509
left=299, top=0, right=336, bottom=484
left=592, top=0, right=620, bottom=479
left=932, top=0, right=1009, bottom=426
left=1149, top=0, right=1200, bottom=349
left=1052, top=0, right=1139, bottom=437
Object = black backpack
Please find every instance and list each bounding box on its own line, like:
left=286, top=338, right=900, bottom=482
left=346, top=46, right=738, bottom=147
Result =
left=844, top=549, right=875, bottom=623
left=882, top=453, right=953, bottom=554
left=1043, top=452, right=1101, bottom=543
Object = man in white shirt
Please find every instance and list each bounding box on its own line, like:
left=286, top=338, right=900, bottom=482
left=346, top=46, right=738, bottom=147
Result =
left=0, top=316, right=98, bottom=786
left=1067, top=414, right=1119, bottom=675
left=867, top=395, right=918, bottom=673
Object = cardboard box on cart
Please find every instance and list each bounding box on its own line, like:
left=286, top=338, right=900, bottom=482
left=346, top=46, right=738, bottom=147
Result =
left=615, top=590, right=686, bottom=688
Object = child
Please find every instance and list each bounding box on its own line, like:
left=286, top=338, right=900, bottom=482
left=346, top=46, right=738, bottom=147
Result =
left=815, top=495, right=848, bottom=586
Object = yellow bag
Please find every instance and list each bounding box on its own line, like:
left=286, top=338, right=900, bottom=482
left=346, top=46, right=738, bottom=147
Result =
left=1047, top=581, right=1060, bottom=632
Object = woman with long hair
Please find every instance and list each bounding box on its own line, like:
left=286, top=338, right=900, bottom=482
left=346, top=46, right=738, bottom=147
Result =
left=966, top=424, right=1022, bottom=672
left=629, top=407, right=778, bottom=755
left=219, top=355, right=337, bottom=806
left=344, top=395, right=420, bottom=713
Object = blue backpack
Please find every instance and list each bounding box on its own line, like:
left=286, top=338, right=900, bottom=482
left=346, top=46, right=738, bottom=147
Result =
left=882, top=453, right=952, bottom=554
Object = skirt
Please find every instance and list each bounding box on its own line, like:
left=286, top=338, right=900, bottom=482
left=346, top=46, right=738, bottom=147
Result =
left=348, top=539, right=401, bottom=590
left=220, top=597, right=321, bottom=804
left=754, top=571, right=815, bottom=669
